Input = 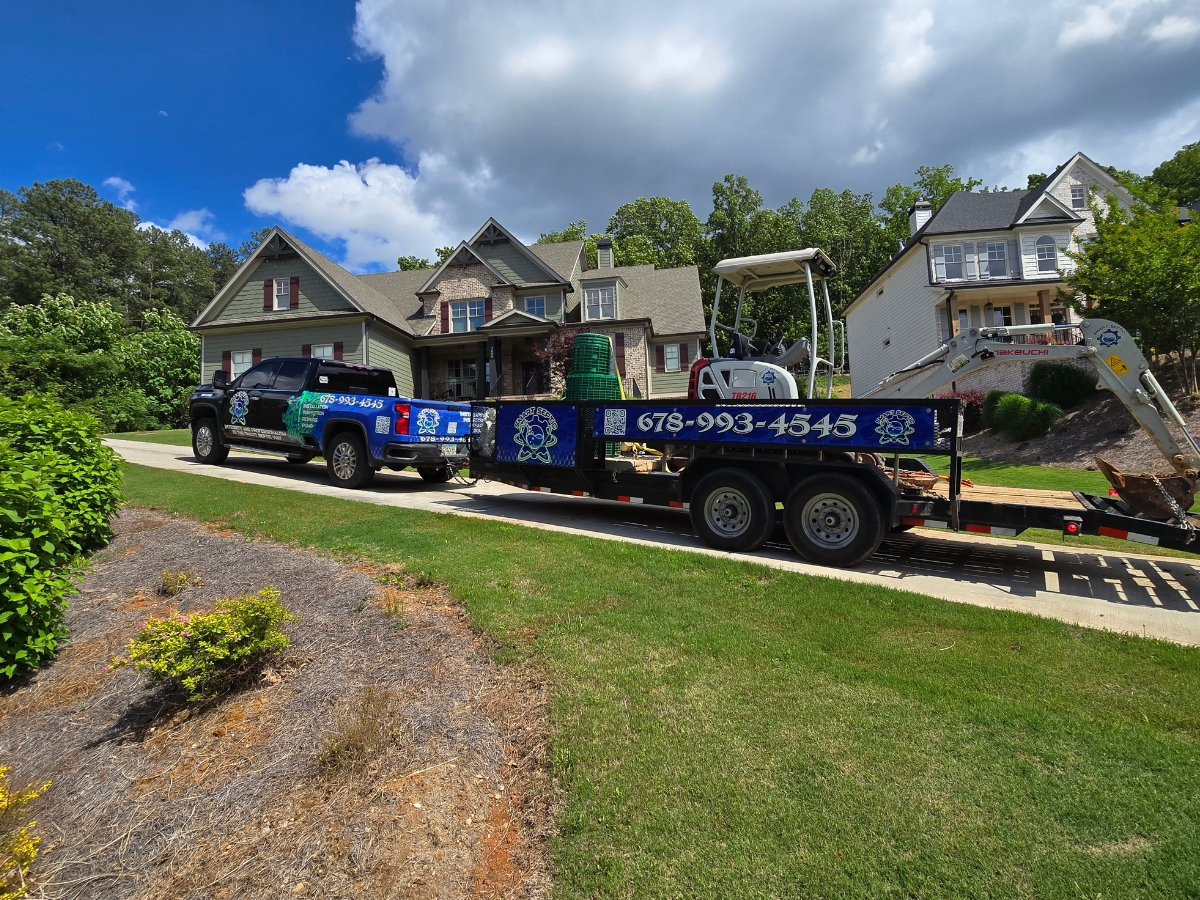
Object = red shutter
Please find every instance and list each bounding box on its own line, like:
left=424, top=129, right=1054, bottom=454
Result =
left=252, top=348, right=262, bottom=366
left=221, top=350, right=231, bottom=373
left=655, top=345, right=665, bottom=372
left=484, top=297, right=493, bottom=322
left=441, top=301, right=449, bottom=334
left=301, top=344, right=311, bottom=358
left=614, top=332, right=626, bottom=377
left=289, top=275, right=300, bottom=309
left=680, top=342, right=690, bottom=366
left=333, top=342, right=344, bottom=361
left=263, top=279, right=272, bottom=311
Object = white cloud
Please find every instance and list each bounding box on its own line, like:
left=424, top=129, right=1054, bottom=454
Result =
left=1147, top=14, right=1200, bottom=41
left=614, top=31, right=729, bottom=93
left=243, top=158, right=459, bottom=271
left=504, top=37, right=576, bottom=80
left=882, top=7, right=936, bottom=86
left=104, top=176, right=137, bottom=210
left=853, top=141, right=885, bottom=165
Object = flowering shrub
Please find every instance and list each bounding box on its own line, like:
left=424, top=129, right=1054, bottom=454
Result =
left=0, top=766, right=50, bottom=900
left=111, top=588, right=293, bottom=699
left=937, top=389, right=986, bottom=433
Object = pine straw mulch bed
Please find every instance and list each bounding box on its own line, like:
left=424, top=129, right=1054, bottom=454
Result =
left=0, top=508, right=553, bottom=900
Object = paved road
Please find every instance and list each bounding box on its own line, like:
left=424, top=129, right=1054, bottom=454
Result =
left=110, top=439, right=1200, bottom=646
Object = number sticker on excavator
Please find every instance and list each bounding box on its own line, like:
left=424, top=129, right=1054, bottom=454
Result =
left=1107, top=353, right=1130, bottom=376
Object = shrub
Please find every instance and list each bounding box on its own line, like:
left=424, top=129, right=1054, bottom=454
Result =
left=317, top=687, right=393, bottom=774
left=1025, top=361, right=1096, bottom=409
left=0, top=766, right=50, bottom=900
left=992, top=393, right=1063, bottom=441
left=981, top=389, right=1007, bottom=429
left=111, top=587, right=293, bottom=699
left=158, top=569, right=200, bottom=597
left=938, top=389, right=986, bottom=433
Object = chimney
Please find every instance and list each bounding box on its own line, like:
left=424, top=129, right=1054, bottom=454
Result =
left=908, top=198, right=932, bottom=237
left=596, top=237, right=614, bottom=269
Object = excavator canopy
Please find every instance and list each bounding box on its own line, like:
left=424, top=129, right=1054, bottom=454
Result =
left=712, top=248, right=836, bottom=291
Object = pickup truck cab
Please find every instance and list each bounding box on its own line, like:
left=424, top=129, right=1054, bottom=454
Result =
left=190, top=357, right=471, bottom=489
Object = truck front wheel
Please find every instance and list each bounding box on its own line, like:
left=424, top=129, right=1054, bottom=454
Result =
left=783, top=474, right=883, bottom=567
left=192, top=418, right=229, bottom=465
left=326, top=432, right=375, bottom=489
left=689, top=468, right=774, bottom=552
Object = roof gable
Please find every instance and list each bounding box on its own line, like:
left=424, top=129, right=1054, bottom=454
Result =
left=1014, top=151, right=1130, bottom=224
left=415, top=241, right=512, bottom=294
left=478, top=308, right=552, bottom=329
left=468, top=218, right=569, bottom=286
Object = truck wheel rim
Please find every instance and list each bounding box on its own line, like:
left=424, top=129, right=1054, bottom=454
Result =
left=332, top=443, right=357, bottom=480
left=196, top=426, right=213, bottom=457
left=801, top=493, right=859, bottom=549
left=705, top=488, right=752, bottom=538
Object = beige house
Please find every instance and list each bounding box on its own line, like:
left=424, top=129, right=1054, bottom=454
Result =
left=191, top=219, right=705, bottom=400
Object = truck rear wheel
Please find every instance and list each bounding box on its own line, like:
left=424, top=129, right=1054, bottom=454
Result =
left=192, top=418, right=229, bottom=465
left=784, top=474, right=883, bottom=567
left=689, top=468, right=774, bottom=552
left=417, top=466, right=453, bottom=483
left=326, top=432, right=374, bottom=489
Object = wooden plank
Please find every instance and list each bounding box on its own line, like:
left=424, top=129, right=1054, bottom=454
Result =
left=930, top=481, right=1083, bottom=510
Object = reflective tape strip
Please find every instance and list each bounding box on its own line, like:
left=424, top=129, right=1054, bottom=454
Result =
left=669, top=501, right=689, bottom=510
left=571, top=490, right=592, bottom=498
left=965, top=524, right=1018, bottom=537
left=1098, top=525, right=1160, bottom=546
left=901, top=517, right=949, bottom=529
left=617, top=496, right=644, bottom=504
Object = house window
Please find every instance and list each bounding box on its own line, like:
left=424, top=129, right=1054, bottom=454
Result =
left=311, top=343, right=335, bottom=360
left=958, top=309, right=969, bottom=333
left=446, top=359, right=477, bottom=399
left=524, top=296, right=545, bottom=318
left=450, top=299, right=485, bottom=333
left=1071, top=185, right=1087, bottom=209
left=664, top=343, right=680, bottom=372
left=992, top=306, right=1013, bottom=327
left=1035, top=235, right=1059, bottom=272
left=982, top=242, right=1007, bottom=279
left=274, top=278, right=291, bottom=310
left=584, top=287, right=615, bottom=320
left=935, top=244, right=964, bottom=280
left=230, top=350, right=253, bottom=378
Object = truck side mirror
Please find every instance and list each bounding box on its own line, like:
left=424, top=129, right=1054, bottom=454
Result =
left=212, top=369, right=229, bottom=389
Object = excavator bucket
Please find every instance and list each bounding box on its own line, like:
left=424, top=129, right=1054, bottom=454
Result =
left=1095, top=457, right=1198, bottom=521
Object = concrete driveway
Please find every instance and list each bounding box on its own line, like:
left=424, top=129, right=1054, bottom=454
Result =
left=110, top=439, right=1200, bottom=646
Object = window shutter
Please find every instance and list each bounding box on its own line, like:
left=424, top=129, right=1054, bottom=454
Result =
left=263, top=279, right=272, bottom=311
left=221, top=350, right=231, bottom=373
left=680, top=342, right=690, bottom=366
left=289, top=275, right=300, bottom=309
left=1008, top=240, right=1020, bottom=279
left=614, top=332, right=626, bottom=377
left=964, top=242, right=976, bottom=279
left=484, top=297, right=493, bottom=322
left=655, top=345, right=665, bottom=373
left=301, top=344, right=311, bottom=358
left=252, top=348, right=262, bottom=367
left=333, top=342, right=344, bottom=361
left=932, top=246, right=946, bottom=281
left=441, top=301, right=449, bottom=334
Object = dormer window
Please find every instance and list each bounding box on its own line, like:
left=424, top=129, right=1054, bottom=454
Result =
left=1035, top=235, right=1059, bottom=272
left=584, top=287, right=615, bottom=320
left=1071, top=185, right=1087, bottom=209
left=274, top=278, right=291, bottom=310
left=524, top=296, right=545, bottom=318
left=450, top=299, right=485, bottom=333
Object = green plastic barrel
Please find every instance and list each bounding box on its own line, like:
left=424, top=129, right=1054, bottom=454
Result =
left=570, top=333, right=613, bottom=376
left=564, top=370, right=623, bottom=455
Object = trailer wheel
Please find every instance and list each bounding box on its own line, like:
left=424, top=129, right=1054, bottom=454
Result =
left=689, top=469, right=774, bottom=552
left=417, top=466, right=453, bottom=483
left=326, top=432, right=375, bottom=489
left=784, top=475, right=883, bottom=567
left=191, top=418, right=228, bottom=465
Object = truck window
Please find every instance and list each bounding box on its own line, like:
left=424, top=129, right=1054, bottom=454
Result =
left=272, top=360, right=310, bottom=392
left=238, top=361, right=280, bottom=390
left=316, top=364, right=397, bottom=396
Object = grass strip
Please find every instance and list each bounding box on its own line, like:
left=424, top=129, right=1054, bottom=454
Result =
left=120, top=462, right=1200, bottom=898
left=107, top=429, right=193, bottom=446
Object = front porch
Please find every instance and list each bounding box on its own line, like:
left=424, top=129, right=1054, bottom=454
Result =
left=417, top=320, right=554, bottom=401
left=938, top=283, right=1077, bottom=344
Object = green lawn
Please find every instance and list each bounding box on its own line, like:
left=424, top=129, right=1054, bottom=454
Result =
left=108, top=428, right=192, bottom=446
left=121, top=462, right=1200, bottom=899
left=920, top=454, right=1113, bottom=494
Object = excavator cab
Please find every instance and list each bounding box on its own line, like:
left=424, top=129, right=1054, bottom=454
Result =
left=690, top=248, right=839, bottom=401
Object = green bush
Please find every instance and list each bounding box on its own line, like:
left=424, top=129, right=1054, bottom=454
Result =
left=111, top=587, right=293, bottom=699
left=981, top=390, right=1007, bottom=429
left=1025, top=361, right=1096, bottom=409
left=991, top=392, right=1063, bottom=441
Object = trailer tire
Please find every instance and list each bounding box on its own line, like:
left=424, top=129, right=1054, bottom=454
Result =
left=417, top=466, right=453, bottom=483
left=689, top=468, right=775, bottom=553
left=784, top=474, right=883, bottom=568
left=326, top=432, right=374, bottom=489
left=191, top=418, right=229, bottom=465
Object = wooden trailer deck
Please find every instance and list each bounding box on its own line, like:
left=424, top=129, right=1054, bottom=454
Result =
left=929, top=481, right=1085, bottom=510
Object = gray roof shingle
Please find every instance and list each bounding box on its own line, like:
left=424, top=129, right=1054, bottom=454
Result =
left=578, top=264, right=705, bottom=336
left=529, top=241, right=585, bottom=281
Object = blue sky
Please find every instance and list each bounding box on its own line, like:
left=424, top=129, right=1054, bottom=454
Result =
left=5, top=0, right=1200, bottom=272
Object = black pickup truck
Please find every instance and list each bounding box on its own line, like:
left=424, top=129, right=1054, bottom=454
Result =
left=189, top=357, right=471, bottom=488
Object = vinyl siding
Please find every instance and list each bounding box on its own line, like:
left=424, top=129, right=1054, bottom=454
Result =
left=846, top=250, right=940, bottom=397
left=648, top=339, right=698, bottom=398
left=1018, top=229, right=1072, bottom=280
left=367, top=327, right=416, bottom=397
left=517, top=289, right=564, bottom=322
left=201, top=321, right=364, bottom=380
left=476, top=241, right=549, bottom=285
left=213, top=257, right=356, bottom=322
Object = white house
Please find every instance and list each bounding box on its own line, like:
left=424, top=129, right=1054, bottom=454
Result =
left=843, top=152, right=1134, bottom=397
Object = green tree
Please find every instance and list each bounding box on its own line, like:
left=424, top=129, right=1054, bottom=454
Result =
left=608, top=198, right=703, bottom=269
left=0, top=292, right=123, bottom=352
left=134, top=226, right=218, bottom=322
left=434, top=246, right=456, bottom=265
left=0, top=179, right=142, bottom=308
left=205, top=242, right=241, bottom=293
left=799, top=188, right=893, bottom=315
left=879, top=164, right=983, bottom=250
left=237, top=227, right=273, bottom=261
left=120, top=308, right=201, bottom=425
left=397, top=255, right=431, bottom=271
left=1151, top=141, right=1200, bottom=205
left=538, top=220, right=588, bottom=243
left=1064, top=195, right=1200, bottom=393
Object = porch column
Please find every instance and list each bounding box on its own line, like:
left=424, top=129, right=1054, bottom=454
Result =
left=418, top=347, right=429, bottom=399
left=488, top=336, right=502, bottom=397
left=476, top=341, right=487, bottom=399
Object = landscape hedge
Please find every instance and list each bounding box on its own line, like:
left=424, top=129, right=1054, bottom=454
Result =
left=1025, top=361, right=1096, bottom=409
left=0, top=396, right=121, bottom=678
left=991, top=392, right=1063, bottom=442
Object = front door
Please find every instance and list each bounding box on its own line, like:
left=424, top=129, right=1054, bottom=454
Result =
left=225, top=360, right=280, bottom=443
left=521, top=362, right=544, bottom=395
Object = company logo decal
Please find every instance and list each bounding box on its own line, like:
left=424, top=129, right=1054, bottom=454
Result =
left=230, top=390, right=250, bottom=426
left=1097, top=326, right=1121, bottom=347
left=417, top=408, right=440, bottom=435
left=513, top=406, right=559, bottom=465
left=875, top=409, right=916, bottom=446
left=760, top=370, right=776, bottom=384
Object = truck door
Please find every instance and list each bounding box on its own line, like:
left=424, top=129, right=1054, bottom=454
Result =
left=224, top=360, right=280, bottom=442
left=256, top=359, right=312, bottom=446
